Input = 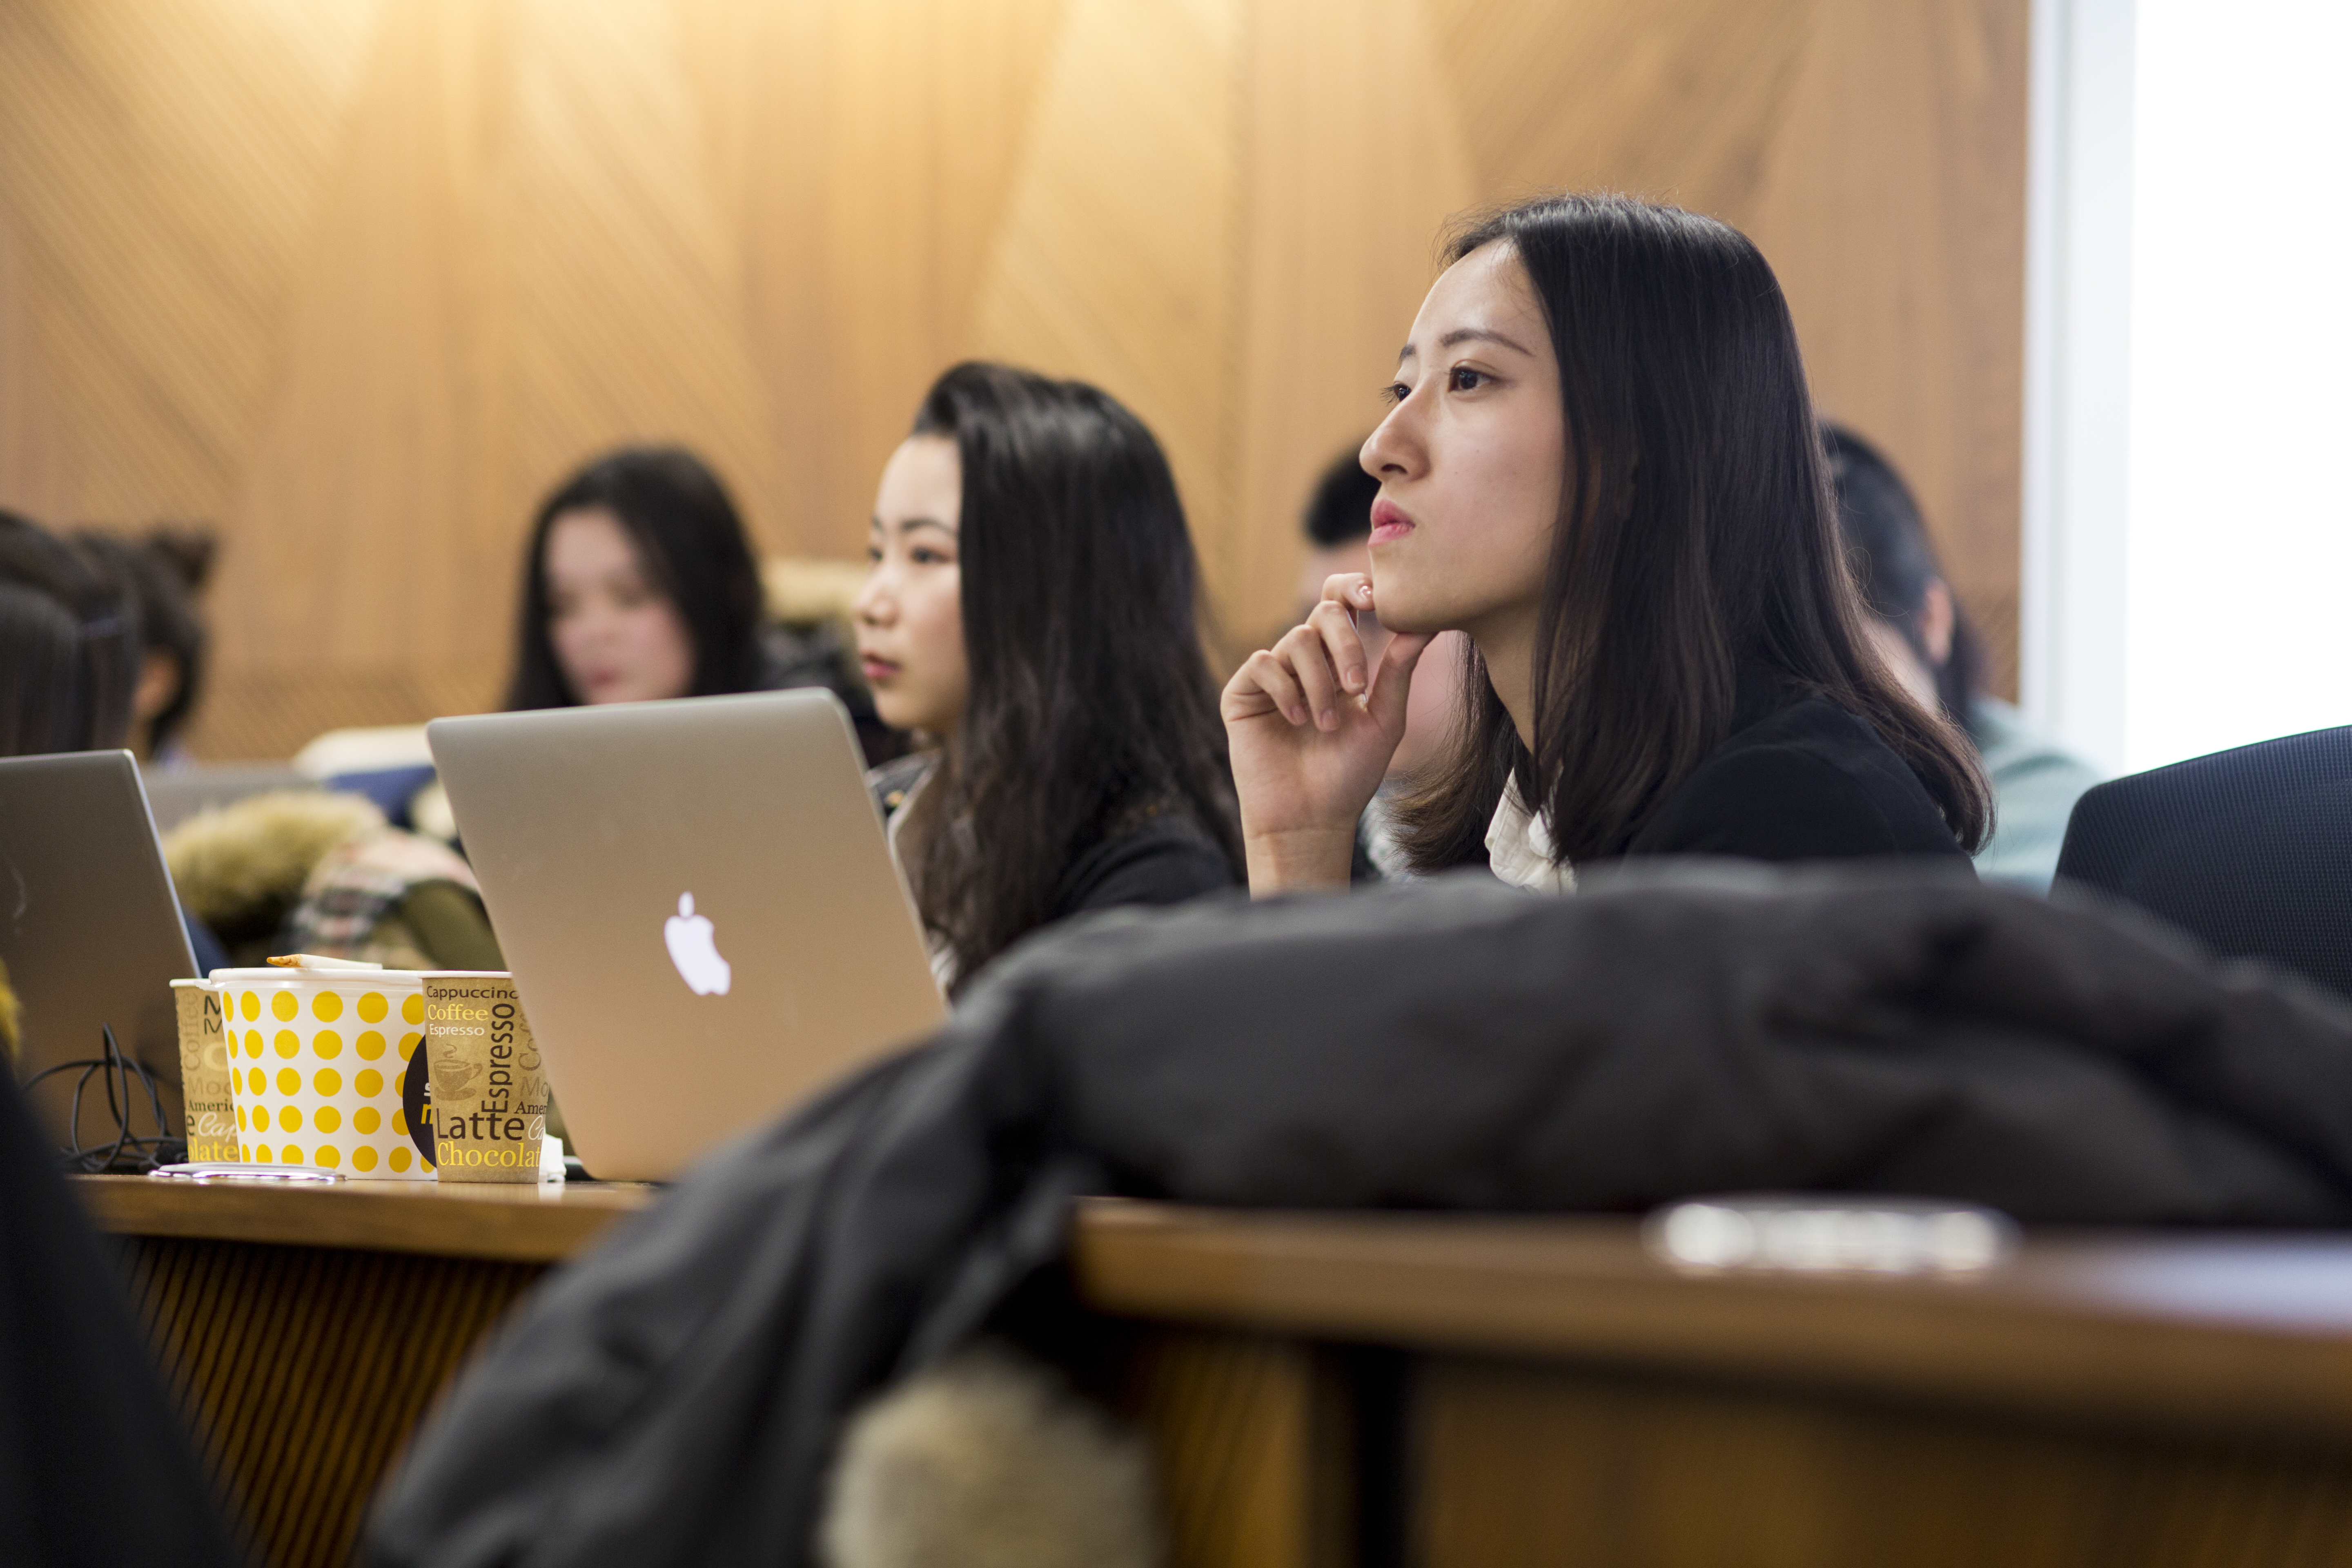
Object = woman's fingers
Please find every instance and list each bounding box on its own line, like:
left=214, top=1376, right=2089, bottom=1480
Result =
left=1229, top=647, right=1309, bottom=726
left=1366, top=630, right=1434, bottom=735
left=1280, top=624, right=1343, bottom=731
left=1305, top=599, right=1370, bottom=697
left=1319, top=572, right=1375, bottom=612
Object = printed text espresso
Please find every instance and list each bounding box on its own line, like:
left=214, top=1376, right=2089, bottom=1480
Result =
left=422, top=977, right=548, bottom=1179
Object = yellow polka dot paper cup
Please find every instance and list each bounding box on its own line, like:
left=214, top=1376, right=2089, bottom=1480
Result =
left=210, top=966, right=431, bottom=1179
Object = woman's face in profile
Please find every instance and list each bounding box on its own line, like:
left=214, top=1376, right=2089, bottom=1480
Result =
left=543, top=508, right=697, bottom=705
left=1359, top=242, right=1565, bottom=645
left=855, top=436, right=969, bottom=739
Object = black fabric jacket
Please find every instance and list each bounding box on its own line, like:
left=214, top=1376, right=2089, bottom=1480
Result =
left=367, top=864, right=2352, bottom=1568
left=869, top=752, right=1234, bottom=924
left=0, top=1073, right=241, bottom=1567
left=1624, top=667, right=1970, bottom=863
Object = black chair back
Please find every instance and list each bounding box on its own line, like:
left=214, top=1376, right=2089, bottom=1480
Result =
left=2055, top=724, right=2352, bottom=1000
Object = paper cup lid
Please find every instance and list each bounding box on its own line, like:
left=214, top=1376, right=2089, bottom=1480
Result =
left=207, top=967, right=424, bottom=982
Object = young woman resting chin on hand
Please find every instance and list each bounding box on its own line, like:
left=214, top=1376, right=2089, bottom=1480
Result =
left=855, top=362, right=1241, bottom=992
left=1224, top=193, right=1989, bottom=898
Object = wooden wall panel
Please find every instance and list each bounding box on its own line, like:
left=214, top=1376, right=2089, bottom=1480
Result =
left=0, top=0, right=376, bottom=524
left=1426, top=0, right=1815, bottom=219
left=0, top=0, right=2030, bottom=756
left=963, top=0, right=1248, bottom=618
left=1744, top=0, right=2031, bottom=695
left=1229, top=0, right=1478, bottom=646
left=682, top=0, right=1070, bottom=561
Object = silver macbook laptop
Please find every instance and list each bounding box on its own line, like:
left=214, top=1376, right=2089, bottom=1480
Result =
left=0, top=752, right=200, bottom=1145
left=428, top=690, right=946, bottom=1180
left=140, top=762, right=314, bottom=833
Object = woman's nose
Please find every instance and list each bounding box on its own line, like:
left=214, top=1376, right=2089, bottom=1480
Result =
left=1362, top=402, right=1422, bottom=480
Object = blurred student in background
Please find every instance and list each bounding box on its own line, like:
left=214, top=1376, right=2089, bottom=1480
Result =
left=507, top=447, right=768, bottom=709
left=856, top=362, right=1240, bottom=993
left=1226, top=195, right=1987, bottom=895
left=0, top=511, right=136, bottom=753
left=1825, top=424, right=2099, bottom=891
left=505, top=445, right=901, bottom=760
left=73, top=527, right=214, bottom=764
left=1, top=510, right=231, bottom=971
left=0, top=579, right=84, bottom=758
left=1296, top=446, right=1469, bottom=879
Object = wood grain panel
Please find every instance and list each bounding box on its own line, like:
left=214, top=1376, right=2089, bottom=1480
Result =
left=0, top=198, right=74, bottom=523
left=963, top=0, right=1247, bottom=617
left=120, top=1235, right=546, bottom=1568
left=1425, top=0, right=1815, bottom=219
left=0, top=0, right=377, bottom=522
left=0, top=0, right=2030, bottom=754
left=1419, top=1355, right=2352, bottom=1568
left=1744, top=0, right=2031, bottom=697
left=1227, top=0, right=1478, bottom=647
left=76, top=1172, right=655, bottom=1262
left=685, top=0, right=1070, bottom=561
left=1120, top=1329, right=1351, bottom=1568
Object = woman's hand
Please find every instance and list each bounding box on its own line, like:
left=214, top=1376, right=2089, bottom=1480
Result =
left=1222, top=574, right=1433, bottom=894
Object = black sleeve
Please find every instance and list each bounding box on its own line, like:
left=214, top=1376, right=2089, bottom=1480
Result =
left=1629, top=743, right=1968, bottom=864
left=1056, top=821, right=1239, bottom=917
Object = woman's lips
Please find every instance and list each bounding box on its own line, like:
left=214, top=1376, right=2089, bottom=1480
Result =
left=860, top=655, right=899, bottom=683
left=1368, top=498, right=1416, bottom=543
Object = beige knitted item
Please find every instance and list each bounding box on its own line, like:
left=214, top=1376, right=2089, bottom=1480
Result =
left=822, top=1349, right=1161, bottom=1568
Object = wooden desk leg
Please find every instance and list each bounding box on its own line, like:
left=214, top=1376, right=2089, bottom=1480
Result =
left=1417, top=1354, right=2352, bottom=1568
left=1121, top=1328, right=1358, bottom=1568
left=115, top=1236, right=546, bottom=1568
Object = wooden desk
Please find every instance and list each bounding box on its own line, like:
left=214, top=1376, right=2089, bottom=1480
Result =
left=76, top=1180, right=2352, bottom=1568
left=1075, top=1203, right=2352, bottom=1568
left=76, top=1176, right=653, bottom=1568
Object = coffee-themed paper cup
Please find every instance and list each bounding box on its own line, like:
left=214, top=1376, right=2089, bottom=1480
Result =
left=211, top=966, right=430, bottom=1178
left=169, top=980, right=239, bottom=1163
left=421, top=972, right=549, bottom=1183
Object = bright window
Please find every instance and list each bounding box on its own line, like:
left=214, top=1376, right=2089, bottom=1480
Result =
left=2123, top=0, right=2352, bottom=769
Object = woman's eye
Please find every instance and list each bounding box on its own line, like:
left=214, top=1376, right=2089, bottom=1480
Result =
left=1380, top=381, right=1410, bottom=406
left=1447, top=366, right=1490, bottom=393
left=866, top=546, right=882, bottom=565
left=911, top=547, right=949, bottom=566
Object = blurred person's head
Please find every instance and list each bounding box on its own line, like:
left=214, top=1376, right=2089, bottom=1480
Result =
left=0, top=580, right=87, bottom=756
left=1294, top=445, right=1468, bottom=783
left=1822, top=423, right=1987, bottom=733
left=74, top=527, right=214, bottom=760
left=855, top=361, right=1239, bottom=981
left=507, top=448, right=766, bottom=709
left=0, top=510, right=136, bottom=751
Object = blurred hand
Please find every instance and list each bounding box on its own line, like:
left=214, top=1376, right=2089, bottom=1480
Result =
left=1222, top=573, right=1432, bottom=894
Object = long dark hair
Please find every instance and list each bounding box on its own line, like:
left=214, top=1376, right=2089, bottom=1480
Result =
left=506, top=447, right=766, bottom=709
left=0, top=510, right=136, bottom=751
left=76, top=527, right=215, bottom=757
left=1398, top=195, right=1989, bottom=869
left=900, top=362, right=1241, bottom=981
left=0, top=581, right=86, bottom=756
left=1821, top=423, right=1990, bottom=739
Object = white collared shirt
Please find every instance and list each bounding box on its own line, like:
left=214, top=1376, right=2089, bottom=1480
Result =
left=1484, top=777, right=1577, bottom=895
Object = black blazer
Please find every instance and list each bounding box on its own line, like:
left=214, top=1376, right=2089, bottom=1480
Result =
left=1621, top=669, right=1970, bottom=866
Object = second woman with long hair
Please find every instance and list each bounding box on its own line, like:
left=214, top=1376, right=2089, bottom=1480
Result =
left=854, top=362, right=1240, bottom=991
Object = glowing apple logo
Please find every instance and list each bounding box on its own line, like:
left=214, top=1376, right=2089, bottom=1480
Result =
left=663, top=892, right=732, bottom=996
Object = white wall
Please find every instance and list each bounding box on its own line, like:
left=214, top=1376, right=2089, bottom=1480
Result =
left=2025, top=0, right=2352, bottom=775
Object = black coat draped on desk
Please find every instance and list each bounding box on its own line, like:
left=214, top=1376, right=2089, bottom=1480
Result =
left=368, top=864, right=2352, bottom=1568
